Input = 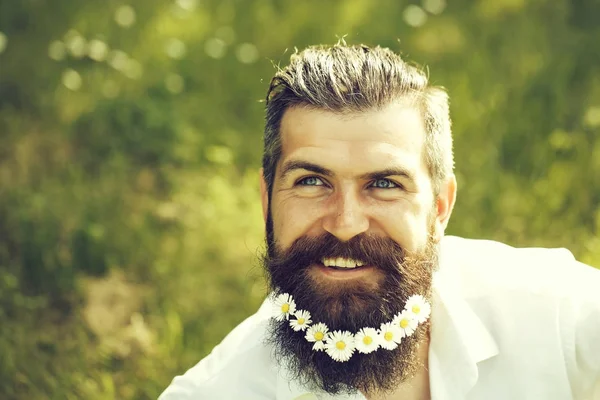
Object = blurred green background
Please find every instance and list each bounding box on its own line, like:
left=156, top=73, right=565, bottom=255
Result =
left=0, top=0, right=599, bottom=398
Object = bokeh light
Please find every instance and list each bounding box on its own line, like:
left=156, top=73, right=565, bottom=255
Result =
left=204, top=38, right=227, bottom=59
left=165, top=38, right=187, bottom=60
left=48, top=40, right=66, bottom=61
left=176, top=0, right=198, bottom=12
left=0, top=32, right=7, bottom=54
left=123, top=59, right=143, bottom=79
left=115, top=5, right=136, bottom=28
left=88, top=39, right=109, bottom=62
left=65, top=32, right=87, bottom=59
left=584, top=106, right=600, bottom=128
left=61, top=69, right=82, bottom=91
left=403, top=5, right=428, bottom=27
left=108, top=50, right=129, bottom=71
left=235, top=43, right=259, bottom=64
left=422, top=0, right=447, bottom=15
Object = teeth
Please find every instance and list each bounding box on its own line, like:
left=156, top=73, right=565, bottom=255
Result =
left=321, top=257, right=365, bottom=268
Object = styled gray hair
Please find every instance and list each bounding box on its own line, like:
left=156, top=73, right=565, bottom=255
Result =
left=262, top=44, right=454, bottom=197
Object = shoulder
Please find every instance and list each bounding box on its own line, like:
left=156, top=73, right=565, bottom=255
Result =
left=440, top=236, right=600, bottom=392
left=158, top=300, right=279, bottom=400
left=439, top=235, right=600, bottom=301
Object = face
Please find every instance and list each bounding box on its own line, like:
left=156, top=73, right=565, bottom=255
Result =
left=263, top=101, right=453, bottom=268
left=260, top=102, right=456, bottom=395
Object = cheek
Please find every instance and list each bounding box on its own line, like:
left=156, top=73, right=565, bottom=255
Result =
left=371, top=199, right=432, bottom=252
left=272, top=198, right=323, bottom=248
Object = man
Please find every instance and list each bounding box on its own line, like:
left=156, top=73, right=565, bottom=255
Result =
left=159, top=44, right=600, bottom=399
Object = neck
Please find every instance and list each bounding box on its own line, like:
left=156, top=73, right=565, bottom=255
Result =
left=363, top=333, right=431, bottom=400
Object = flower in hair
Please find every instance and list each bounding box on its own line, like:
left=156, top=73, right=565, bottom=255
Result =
left=289, top=310, right=312, bottom=331
left=405, top=294, right=431, bottom=324
left=273, top=293, right=296, bottom=321
left=305, top=322, right=329, bottom=351
left=324, top=330, right=355, bottom=362
left=354, top=327, right=380, bottom=354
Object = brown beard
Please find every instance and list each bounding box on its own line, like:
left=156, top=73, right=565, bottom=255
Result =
left=262, top=217, right=438, bottom=396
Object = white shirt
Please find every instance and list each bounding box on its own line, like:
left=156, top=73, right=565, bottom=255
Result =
left=159, top=236, right=600, bottom=400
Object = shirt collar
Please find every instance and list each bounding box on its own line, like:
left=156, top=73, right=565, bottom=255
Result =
left=427, top=237, right=499, bottom=399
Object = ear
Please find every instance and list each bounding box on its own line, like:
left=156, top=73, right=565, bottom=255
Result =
left=433, top=174, right=457, bottom=242
left=259, top=168, right=269, bottom=223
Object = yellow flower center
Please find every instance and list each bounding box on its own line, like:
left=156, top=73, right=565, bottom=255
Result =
left=363, top=336, right=373, bottom=345
left=297, top=318, right=305, bottom=325
left=384, top=331, right=393, bottom=341
left=412, top=305, right=421, bottom=314
left=336, top=341, right=346, bottom=350
left=314, top=332, right=324, bottom=341
left=400, top=319, right=409, bottom=328
left=281, top=303, right=289, bottom=313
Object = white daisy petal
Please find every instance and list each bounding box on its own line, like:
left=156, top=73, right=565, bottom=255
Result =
left=312, top=341, right=325, bottom=351
left=379, top=322, right=403, bottom=350
left=289, top=309, right=312, bottom=331
left=393, top=310, right=419, bottom=337
left=305, top=322, right=329, bottom=347
left=405, top=294, right=431, bottom=323
left=272, top=293, right=296, bottom=321
left=354, top=327, right=380, bottom=354
left=324, top=330, right=355, bottom=362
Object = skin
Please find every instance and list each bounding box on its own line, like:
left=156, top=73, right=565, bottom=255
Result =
left=260, top=101, right=457, bottom=399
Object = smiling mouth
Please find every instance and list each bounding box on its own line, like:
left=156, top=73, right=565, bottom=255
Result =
left=320, top=257, right=367, bottom=270
left=311, top=257, right=377, bottom=282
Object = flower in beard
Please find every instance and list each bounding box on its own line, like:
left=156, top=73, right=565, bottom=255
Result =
left=392, top=310, right=418, bottom=337
left=324, top=330, right=355, bottom=362
left=354, top=327, right=380, bottom=354
left=378, top=322, right=403, bottom=350
left=305, top=322, right=329, bottom=351
left=405, top=294, right=431, bottom=324
left=273, top=293, right=296, bottom=321
left=290, top=309, right=312, bottom=331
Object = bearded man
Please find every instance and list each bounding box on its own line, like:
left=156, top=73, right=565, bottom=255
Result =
left=159, top=44, right=600, bottom=400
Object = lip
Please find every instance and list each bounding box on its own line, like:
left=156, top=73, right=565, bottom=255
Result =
left=311, top=263, right=375, bottom=280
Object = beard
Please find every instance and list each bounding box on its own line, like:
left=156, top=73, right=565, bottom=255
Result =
left=262, top=214, right=439, bottom=397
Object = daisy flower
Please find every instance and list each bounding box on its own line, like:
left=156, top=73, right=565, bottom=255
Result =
left=305, top=322, right=329, bottom=351
left=378, top=322, right=403, bottom=350
left=393, top=310, right=418, bottom=337
left=405, top=294, right=431, bottom=324
left=354, top=327, right=380, bottom=354
left=289, top=309, right=312, bottom=332
left=324, top=330, right=355, bottom=362
left=272, top=293, right=296, bottom=321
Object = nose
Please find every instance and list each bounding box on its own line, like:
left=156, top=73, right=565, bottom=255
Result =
left=322, top=189, right=370, bottom=242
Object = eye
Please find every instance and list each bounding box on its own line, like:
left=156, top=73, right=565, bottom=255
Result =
left=370, top=179, right=399, bottom=189
left=297, top=176, right=325, bottom=186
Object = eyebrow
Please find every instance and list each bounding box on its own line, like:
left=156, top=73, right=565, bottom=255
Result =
left=279, top=160, right=415, bottom=183
left=279, top=161, right=333, bottom=181
left=359, top=168, right=415, bottom=183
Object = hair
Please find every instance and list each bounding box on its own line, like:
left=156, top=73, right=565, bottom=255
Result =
left=262, top=43, right=454, bottom=197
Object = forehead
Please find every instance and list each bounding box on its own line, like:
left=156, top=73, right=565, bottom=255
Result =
left=278, top=103, right=428, bottom=177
